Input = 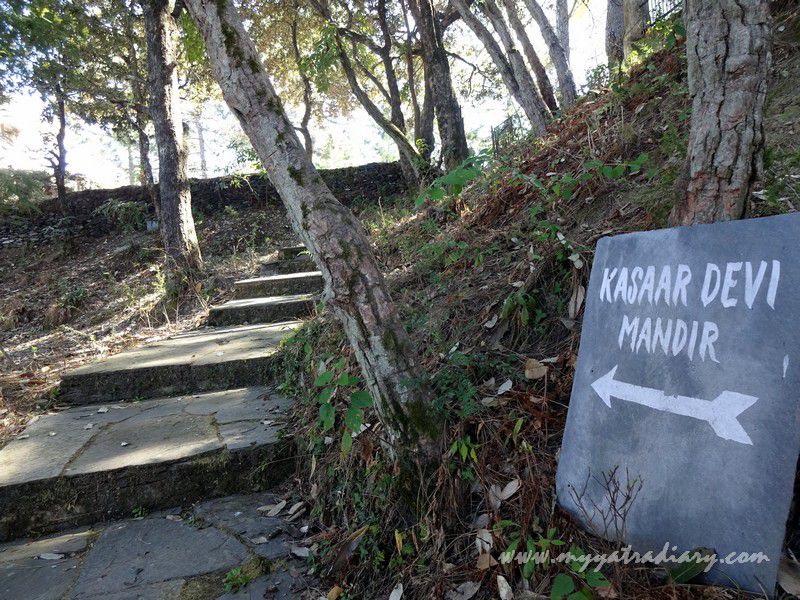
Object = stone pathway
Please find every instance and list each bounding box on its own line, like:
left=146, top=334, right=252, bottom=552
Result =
left=0, top=247, right=323, bottom=598
left=0, top=492, right=313, bottom=600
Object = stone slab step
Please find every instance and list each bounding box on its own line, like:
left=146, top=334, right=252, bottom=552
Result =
left=233, top=271, right=323, bottom=299
left=260, top=255, right=316, bottom=276
left=277, top=244, right=307, bottom=260
left=0, top=387, right=294, bottom=542
left=207, top=294, right=315, bottom=327
left=60, top=322, right=300, bottom=405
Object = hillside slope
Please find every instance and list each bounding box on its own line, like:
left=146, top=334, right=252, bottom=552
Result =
left=271, top=10, right=800, bottom=599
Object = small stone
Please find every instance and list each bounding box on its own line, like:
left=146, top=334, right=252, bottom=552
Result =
left=120, top=442, right=129, bottom=447
left=48, top=432, right=57, bottom=437
left=83, top=423, right=94, bottom=430
left=97, top=407, right=109, bottom=414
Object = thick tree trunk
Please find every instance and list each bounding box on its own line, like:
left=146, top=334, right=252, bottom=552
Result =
left=407, top=0, right=469, bottom=170
left=502, top=0, right=559, bottom=114
left=670, top=0, right=771, bottom=225
left=143, top=0, right=203, bottom=274
left=606, top=0, right=624, bottom=65
left=522, top=0, right=577, bottom=107
left=453, top=0, right=548, bottom=134
left=183, top=0, right=439, bottom=457
left=622, top=0, right=649, bottom=57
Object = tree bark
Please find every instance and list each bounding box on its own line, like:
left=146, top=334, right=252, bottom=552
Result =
left=143, top=0, right=203, bottom=274
left=127, top=143, right=136, bottom=185
left=606, top=0, right=624, bottom=65
left=622, top=0, right=649, bottom=57
left=183, top=0, right=439, bottom=457
left=407, top=0, right=469, bottom=170
left=53, top=85, right=68, bottom=211
left=555, top=0, right=570, bottom=64
left=195, top=111, right=208, bottom=177
left=669, top=0, right=771, bottom=225
left=522, top=0, right=577, bottom=107
left=401, top=0, right=435, bottom=159
left=501, top=0, right=559, bottom=114
left=453, top=0, right=548, bottom=134
left=122, top=8, right=159, bottom=215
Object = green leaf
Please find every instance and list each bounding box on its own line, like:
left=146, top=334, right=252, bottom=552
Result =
left=319, top=402, right=334, bottom=431
left=340, top=431, right=353, bottom=454
left=344, top=406, right=363, bottom=431
left=551, top=573, right=575, bottom=599
left=350, top=390, right=373, bottom=408
left=668, top=547, right=714, bottom=584
left=314, top=371, right=333, bottom=387
left=585, top=570, right=610, bottom=588
left=317, top=386, right=334, bottom=404
left=337, top=372, right=360, bottom=387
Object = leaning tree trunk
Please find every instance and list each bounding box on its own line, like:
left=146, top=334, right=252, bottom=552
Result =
left=670, top=0, right=771, bottom=225
left=453, top=0, right=549, bottom=133
left=183, top=0, right=439, bottom=458
left=522, top=0, right=577, bottom=107
left=606, top=0, right=624, bottom=65
left=502, top=0, right=559, bottom=114
left=407, top=0, right=469, bottom=170
left=622, top=0, right=649, bottom=57
left=143, top=0, right=203, bottom=275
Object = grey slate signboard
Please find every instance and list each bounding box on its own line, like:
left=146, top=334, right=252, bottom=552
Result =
left=556, top=213, right=800, bottom=595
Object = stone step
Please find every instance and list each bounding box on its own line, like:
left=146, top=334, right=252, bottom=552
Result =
left=207, top=294, right=315, bottom=327
left=233, top=271, right=324, bottom=299
left=59, top=322, right=300, bottom=405
left=260, top=255, right=316, bottom=276
left=0, top=386, right=294, bottom=542
left=277, top=244, right=307, bottom=260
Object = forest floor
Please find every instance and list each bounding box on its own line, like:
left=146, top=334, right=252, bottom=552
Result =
left=0, top=7, right=798, bottom=600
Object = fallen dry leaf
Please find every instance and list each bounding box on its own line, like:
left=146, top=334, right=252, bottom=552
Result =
left=525, top=358, right=547, bottom=380
left=496, top=575, right=513, bottom=600
left=444, top=581, right=481, bottom=600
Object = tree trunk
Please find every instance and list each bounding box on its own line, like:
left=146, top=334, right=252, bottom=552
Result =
left=143, top=0, right=203, bottom=274
left=54, top=85, right=67, bottom=211
left=127, top=144, right=136, bottom=185
left=453, top=0, right=548, bottom=134
left=290, top=11, right=314, bottom=157
left=483, top=0, right=551, bottom=129
left=122, top=8, right=159, bottom=215
left=502, top=0, right=559, bottom=114
left=622, top=0, right=649, bottom=57
left=522, top=0, right=577, bottom=107
left=407, top=0, right=469, bottom=170
left=135, top=120, right=159, bottom=217
left=335, top=37, right=422, bottom=189
left=418, top=64, right=436, bottom=160
left=606, top=0, right=624, bottom=65
left=669, top=0, right=771, bottom=225
left=195, top=112, right=208, bottom=177
left=555, top=0, right=570, bottom=64
left=183, top=0, right=439, bottom=458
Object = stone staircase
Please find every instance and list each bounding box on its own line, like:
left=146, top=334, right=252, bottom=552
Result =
left=0, top=246, right=321, bottom=543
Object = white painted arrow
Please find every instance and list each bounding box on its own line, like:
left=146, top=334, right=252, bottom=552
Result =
left=591, top=365, right=758, bottom=445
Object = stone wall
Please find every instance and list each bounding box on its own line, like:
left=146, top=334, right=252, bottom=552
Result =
left=0, top=162, right=405, bottom=248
